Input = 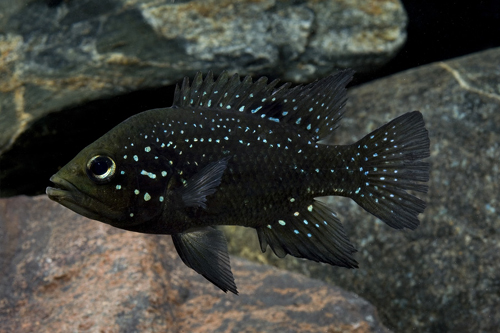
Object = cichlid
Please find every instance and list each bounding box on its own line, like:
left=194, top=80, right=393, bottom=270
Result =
left=46, top=70, right=430, bottom=294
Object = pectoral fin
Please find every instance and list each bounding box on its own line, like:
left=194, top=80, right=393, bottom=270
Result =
left=179, top=157, right=230, bottom=209
left=171, top=227, right=238, bottom=294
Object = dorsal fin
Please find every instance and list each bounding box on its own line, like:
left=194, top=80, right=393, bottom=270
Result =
left=172, top=70, right=354, bottom=140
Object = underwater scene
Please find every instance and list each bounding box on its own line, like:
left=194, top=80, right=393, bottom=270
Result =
left=0, top=0, right=499, bottom=332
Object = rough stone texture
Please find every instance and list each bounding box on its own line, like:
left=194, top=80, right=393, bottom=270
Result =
left=0, top=0, right=406, bottom=155
left=225, top=47, right=500, bottom=332
left=0, top=195, right=389, bottom=333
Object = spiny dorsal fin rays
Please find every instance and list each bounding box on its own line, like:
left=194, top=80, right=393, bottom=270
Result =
left=172, top=70, right=354, bottom=140
left=188, top=71, right=207, bottom=106
left=173, top=71, right=285, bottom=113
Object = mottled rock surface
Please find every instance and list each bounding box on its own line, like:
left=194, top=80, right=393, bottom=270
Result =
left=0, top=195, right=389, bottom=333
left=0, top=0, right=406, bottom=156
left=225, top=47, right=500, bottom=332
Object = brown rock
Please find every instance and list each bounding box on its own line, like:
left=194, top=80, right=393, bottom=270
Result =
left=0, top=195, right=389, bottom=333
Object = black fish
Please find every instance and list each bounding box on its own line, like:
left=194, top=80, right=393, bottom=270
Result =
left=46, top=70, right=430, bottom=294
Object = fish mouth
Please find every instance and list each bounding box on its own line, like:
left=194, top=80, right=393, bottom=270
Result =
left=46, top=174, right=78, bottom=201
left=45, top=174, right=82, bottom=204
left=46, top=174, right=117, bottom=223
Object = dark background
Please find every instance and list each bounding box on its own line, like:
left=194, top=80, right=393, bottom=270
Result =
left=356, top=0, right=500, bottom=84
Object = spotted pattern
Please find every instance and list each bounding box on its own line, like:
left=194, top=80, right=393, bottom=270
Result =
left=117, top=107, right=382, bottom=223
left=106, top=71, right=427, bottom=246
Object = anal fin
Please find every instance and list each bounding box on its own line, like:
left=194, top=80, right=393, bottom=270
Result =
left=256, top=200, right=358, bottom=268
left=172, top=227, right=237, bottom=294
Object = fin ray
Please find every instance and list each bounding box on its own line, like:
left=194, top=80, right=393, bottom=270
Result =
left=277, top=69, right=353, bottom=140
left=180, top=157, right=230, bottom=209
left=172, top=70, right=354, bottom=139
left=172, top=227, right=238, bottom=294
left=257, top=200, right=358, bottom=268
left=351, top=111, right=430, bottom=229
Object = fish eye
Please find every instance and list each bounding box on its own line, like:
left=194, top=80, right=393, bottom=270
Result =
left=86, top=155, right=116, bottom=183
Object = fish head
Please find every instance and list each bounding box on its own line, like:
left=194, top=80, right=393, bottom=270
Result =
left=46, top=123, right=166, bottom=228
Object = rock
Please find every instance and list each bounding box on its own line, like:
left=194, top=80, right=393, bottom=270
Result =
left=0, top=0, right=406, bottom=156
left=224, top=47, right=500, bottom=332
left=0, top=195, right=389, bottom=333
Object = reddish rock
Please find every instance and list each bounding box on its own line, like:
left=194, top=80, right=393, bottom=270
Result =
left=0, top=195, right=389, bottom=333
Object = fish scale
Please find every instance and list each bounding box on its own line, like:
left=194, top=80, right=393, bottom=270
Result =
left=156, top=109, right=335, bottom=225
left=47, top=70, right=430, bottom=294
left=143, top=111, right=314, bottom=226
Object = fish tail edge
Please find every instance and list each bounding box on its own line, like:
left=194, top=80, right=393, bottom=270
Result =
left=351, top=111, right=430, bottom=230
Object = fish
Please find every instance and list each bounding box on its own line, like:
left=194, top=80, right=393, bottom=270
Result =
left=46, top=70, right=430, bottom=294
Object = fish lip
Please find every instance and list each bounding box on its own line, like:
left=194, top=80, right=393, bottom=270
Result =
left=46, top=174, right=80, bottom=201
left=46, top=174, right=123, bottom=224
left=46, top=175, right=94, bottom=217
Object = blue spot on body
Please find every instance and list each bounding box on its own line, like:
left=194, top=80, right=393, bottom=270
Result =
left=251, top=106, right=262, bottom=114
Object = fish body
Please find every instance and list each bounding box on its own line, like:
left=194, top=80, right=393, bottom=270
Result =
left=47, top=70, right=430, bottom=294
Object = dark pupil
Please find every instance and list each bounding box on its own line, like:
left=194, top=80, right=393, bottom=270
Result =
left=90, top=157, right=110, bottom=175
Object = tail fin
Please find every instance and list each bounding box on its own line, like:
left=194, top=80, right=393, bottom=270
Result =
left=352, top=111, right=430, bottom=230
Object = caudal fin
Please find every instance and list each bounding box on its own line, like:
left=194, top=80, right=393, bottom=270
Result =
left=352, top=111, right=430, bottom=230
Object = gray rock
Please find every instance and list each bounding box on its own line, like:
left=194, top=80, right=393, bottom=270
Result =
left=225, top=47, right=500, bottom=332
left=0, top=195, right=390, bottom=333
left=0, top=0, right=407, bottom=154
